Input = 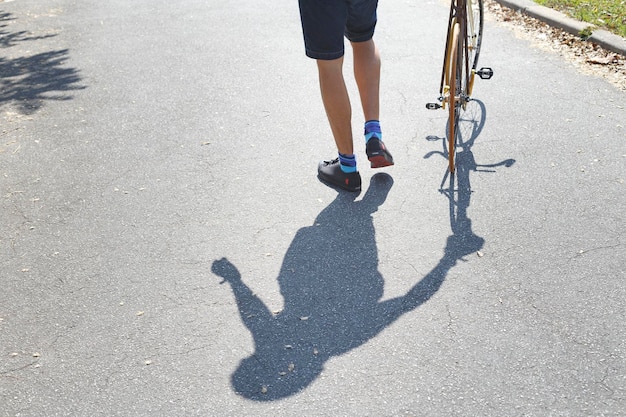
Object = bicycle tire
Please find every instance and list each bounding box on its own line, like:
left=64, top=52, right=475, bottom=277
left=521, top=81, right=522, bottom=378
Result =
left=466, top=0, right=483, bottom=96
left=448, top=23, right=460, bottom=174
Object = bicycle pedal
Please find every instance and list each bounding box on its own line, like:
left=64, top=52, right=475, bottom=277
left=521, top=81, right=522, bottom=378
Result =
left=477, top=67, right=494, bottom=80
left=426, top=102, right=442, bottom=110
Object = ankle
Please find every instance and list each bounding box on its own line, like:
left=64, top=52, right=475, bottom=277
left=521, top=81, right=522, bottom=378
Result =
left=338, top=153, right=357, bottom=173
left=364, top=120, right=382, bottom=143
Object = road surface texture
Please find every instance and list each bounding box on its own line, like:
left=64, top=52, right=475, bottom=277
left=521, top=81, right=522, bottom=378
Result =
left=1, top=0, right=624, bottom=415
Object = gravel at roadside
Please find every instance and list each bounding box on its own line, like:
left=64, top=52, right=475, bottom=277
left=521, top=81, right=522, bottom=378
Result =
left=487, top=0, right=626, bottom=90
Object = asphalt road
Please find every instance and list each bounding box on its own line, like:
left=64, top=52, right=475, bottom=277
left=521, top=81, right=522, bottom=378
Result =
left=1, top=0, right=624, bottom=415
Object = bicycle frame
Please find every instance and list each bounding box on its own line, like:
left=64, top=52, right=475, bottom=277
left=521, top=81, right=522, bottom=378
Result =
left=439, top=0, right=470, bottom=107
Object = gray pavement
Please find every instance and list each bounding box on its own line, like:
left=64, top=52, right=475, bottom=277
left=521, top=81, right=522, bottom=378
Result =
left=1, top=0, right=625, bottom=416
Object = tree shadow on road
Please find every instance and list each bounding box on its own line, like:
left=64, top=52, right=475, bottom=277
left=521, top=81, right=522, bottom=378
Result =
left=211, top=170, right=487, bottom=400
left=0, top=11, right=84, bottom=114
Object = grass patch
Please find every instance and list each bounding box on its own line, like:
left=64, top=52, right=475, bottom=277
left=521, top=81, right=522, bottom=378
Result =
left=534, top=0, right=626, bottom=38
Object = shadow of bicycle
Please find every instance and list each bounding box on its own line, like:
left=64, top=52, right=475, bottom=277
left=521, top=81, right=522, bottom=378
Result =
left=425, top=99, right=515, bottom=251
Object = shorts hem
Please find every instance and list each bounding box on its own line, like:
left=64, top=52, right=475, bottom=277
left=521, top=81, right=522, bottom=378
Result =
left=346, top=30, right=375, bottom=43
left=306, top=49, right=345, bottom=60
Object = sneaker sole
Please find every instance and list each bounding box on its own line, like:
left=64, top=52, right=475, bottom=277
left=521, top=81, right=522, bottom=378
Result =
left=368, top=153, right=394, bottom=168
left=317, top=173, right=361, bottom=192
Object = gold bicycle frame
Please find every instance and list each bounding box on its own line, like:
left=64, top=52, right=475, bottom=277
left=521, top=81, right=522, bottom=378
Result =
left=427, top=0, right=488, bottom=173
left=440, top=0, right=476, bottom=105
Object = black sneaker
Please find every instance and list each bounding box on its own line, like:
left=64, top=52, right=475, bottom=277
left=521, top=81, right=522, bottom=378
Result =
left=317, top=158, right=362, bottom=192
left=366, top=137, right=394, bottom=168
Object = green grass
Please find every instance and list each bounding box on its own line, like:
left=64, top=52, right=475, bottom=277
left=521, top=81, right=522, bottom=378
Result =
left=534, top=0, right=626, bottom=38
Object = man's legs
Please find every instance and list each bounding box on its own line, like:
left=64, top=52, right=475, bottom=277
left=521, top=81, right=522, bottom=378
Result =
left=315, top=37, right=391, bottom=191
left=316, top=39, right=381, bottom=154
left=306, top=0, right=391, bottom=191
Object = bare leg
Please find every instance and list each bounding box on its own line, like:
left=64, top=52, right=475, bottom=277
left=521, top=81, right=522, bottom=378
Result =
left=316, top=57, right=353, bottom=155
left=351, top=39, right=380, bottom=122
left=352, top=39, right=393, bottom=168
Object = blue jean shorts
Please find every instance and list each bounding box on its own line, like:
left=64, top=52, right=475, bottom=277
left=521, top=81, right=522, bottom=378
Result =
left=298, top=0, right=379, bottom=60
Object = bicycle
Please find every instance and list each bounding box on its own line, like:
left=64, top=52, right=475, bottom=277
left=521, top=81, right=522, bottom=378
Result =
left=426, top=0, right=493, bottom=173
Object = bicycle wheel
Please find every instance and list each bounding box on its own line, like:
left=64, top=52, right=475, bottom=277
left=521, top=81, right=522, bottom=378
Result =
left=466, top=0, right=483, bottom=96
left=448, top=23, right=461, bottom=174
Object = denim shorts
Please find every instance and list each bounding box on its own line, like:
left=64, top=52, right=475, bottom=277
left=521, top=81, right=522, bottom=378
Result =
left=298, top=0, right=379, bottom=60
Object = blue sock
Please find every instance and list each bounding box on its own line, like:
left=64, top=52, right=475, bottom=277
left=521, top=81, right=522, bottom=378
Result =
left=338, top=153, right=357, bottom=173
left=364, top=120, right=382, bottom=143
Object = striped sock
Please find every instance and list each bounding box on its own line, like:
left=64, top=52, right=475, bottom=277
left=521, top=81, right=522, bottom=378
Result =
left=338, top=153, right=357, bottom=173
left=364, top=120, right=382, bottom=143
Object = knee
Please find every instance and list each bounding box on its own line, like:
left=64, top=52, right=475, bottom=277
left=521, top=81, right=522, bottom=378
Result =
left=316, top=57, right=345, bottom=79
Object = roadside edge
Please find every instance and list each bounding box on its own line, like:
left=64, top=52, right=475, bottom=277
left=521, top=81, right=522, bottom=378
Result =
left=493, top=0, right=626, bottom=56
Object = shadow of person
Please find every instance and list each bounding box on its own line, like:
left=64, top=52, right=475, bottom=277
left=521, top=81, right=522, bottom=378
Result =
left=212, top=173, right=478, bottom=401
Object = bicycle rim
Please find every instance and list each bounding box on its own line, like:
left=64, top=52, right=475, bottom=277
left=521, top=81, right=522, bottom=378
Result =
left=448, top=23, right=460, bottom=174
